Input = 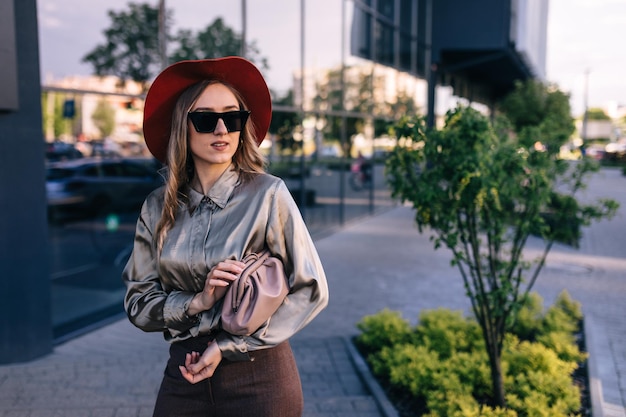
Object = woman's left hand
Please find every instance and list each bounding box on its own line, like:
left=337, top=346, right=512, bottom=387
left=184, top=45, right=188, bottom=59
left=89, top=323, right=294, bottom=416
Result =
left=179, top=341, right=223, bottom=384
left=187, top=260, right=245, bottom=316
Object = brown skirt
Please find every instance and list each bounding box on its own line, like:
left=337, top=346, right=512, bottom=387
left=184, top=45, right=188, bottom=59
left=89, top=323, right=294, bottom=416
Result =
left=153, top=337, right=303, bottom=417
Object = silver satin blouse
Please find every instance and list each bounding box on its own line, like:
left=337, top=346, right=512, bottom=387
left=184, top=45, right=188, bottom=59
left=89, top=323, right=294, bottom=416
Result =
left=122, top=166, right=329, bottom=361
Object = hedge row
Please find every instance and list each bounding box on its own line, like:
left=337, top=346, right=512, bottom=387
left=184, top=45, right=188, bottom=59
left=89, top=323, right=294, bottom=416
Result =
left=355, top=290, right=587, bottom=417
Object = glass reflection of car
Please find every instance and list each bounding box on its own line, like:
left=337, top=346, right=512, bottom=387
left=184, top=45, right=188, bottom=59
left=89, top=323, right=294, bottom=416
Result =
left=46, top=158, right=164, bottom=221
left=45, top=141, right=84, bottom=163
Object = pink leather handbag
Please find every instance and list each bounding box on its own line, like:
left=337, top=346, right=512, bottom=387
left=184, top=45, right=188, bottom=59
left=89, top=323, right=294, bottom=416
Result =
left=221, top=250, right=289, bottom=336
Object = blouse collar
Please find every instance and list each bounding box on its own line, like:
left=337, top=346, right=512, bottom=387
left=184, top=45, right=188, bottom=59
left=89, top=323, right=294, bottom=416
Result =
left=187, top=166, right=240, bottom=215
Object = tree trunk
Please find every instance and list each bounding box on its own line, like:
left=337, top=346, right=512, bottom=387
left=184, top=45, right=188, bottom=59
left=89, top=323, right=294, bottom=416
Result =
left=486, top=337, right=506, bottom=407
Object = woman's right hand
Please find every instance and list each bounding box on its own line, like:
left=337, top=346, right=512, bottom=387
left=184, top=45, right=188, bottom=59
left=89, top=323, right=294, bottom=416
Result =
left=187, top=259, right=246, bottom=315
left=179, top=341, right=223, bottom=384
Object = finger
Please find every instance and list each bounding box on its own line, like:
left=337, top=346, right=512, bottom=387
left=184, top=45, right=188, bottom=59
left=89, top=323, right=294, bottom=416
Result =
left=179, top=365, right=211, bottom=384
left=208, top=278, right=231, bottom=287
left=179, top=365, right=199, bottom=384
left=187, top=358, right=209, bottom=375
left=209, top=269, right=240, bottom=282
left=189, top=363, right=216, bottom=383
left=207, top=269, right=241, bottom=286
left=216, top=261, right=245, bottom=274
left=183, top=352, right=200, bottom=374
left=197, top=365, right=215, bottom=380
left=232, top=261, right=246, bottom=269
left=221, top=259, right=246, bottom=268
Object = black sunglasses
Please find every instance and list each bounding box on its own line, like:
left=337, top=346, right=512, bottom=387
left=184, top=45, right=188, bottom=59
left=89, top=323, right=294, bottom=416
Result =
left=187, top=110, right=251, bottom=133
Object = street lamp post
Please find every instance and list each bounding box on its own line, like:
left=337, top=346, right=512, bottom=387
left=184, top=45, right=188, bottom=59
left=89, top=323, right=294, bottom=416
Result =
left=158, top=0, right=167, bottom=69
left=581, top=69, right=590, bottom=143
left=241, top=0, right=247, bottom=57
left=299, top=0, right=307, bottom=218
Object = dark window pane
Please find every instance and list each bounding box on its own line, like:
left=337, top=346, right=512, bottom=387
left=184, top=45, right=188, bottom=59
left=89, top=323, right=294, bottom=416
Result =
left=46, top=168, right=75, bottom=180
left=376, top=22, right=395, bottom=66
left=120, top=163, right=150, bottom=178
left=82, top=166, right=100, bottom=177
left=101, top=164, right=123, bottom=177
left=416, top=0, right=428, bottom=76
left=400, top=0, right=413, bottom=29
left=399, top=34, right=413, bottom=72
left=351, top=5, right=372, bottom=59
left=377, top=0, right=394, bottom=19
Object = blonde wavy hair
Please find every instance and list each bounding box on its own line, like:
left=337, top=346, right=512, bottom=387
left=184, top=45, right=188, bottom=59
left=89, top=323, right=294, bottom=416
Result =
left=154, top=79, right=267, bottom=252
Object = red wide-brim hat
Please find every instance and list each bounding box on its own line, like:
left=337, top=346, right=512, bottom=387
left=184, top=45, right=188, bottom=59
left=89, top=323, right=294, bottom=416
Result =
left=143, top=57, right=272, bottom=163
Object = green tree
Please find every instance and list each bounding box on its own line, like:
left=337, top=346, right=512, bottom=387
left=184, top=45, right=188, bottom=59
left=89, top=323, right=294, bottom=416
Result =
left=374, top=90, right=419, bottom=138
left=82, top=4, right=268, bottom=90
left=585, top=107, right=611, bottom=120
left=269, top=89, right=301, bottom=157
left=385, top=80, right=618, bottom=408
left=312, top=66, right=418, bottom=156
left=91, top=99, right=116, bottom=138
left=312, top=67, right=376, bottom=156
left=82, top=2, right=167, bottom=89
left=41, top=92, right=66, bottom=139
left=169, top=18, right=268, bottom=70
left=498, top=79, right=574, bottom=155
left=49, top=94, right=70, bottom=138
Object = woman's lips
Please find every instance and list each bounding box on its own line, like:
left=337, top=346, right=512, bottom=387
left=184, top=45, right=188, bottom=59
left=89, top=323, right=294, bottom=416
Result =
left=211, top=141, right=229, bottom=149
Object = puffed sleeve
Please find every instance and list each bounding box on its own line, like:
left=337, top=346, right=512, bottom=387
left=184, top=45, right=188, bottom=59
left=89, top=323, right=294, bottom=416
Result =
left=215, top=180, right=329, bottom=360
left=123, top=192, right=221, bottom=338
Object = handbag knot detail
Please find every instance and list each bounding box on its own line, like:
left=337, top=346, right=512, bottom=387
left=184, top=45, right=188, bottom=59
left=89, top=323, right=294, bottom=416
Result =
left=221, top=249, right=289, bottom=336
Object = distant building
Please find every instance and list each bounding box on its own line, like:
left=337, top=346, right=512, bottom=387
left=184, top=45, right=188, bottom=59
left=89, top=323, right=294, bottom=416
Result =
left=295, top=63, right=426, bottom=115
left=577, top=119, right=615, bottom=141
left=577, top=102, right=625, bottom=142
left=43, top=75, right=144, bottom=145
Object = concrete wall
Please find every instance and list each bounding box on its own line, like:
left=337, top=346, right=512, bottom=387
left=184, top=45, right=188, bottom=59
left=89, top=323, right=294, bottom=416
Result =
left=0, top=0, right=53, bottom=363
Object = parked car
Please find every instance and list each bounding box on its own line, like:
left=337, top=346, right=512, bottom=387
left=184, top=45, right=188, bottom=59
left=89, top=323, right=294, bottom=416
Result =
left=46, top=158, right=164, bottom=221
left=318, top=145, right=343, bottom=158
left=45, top=141, right=84, bottom=163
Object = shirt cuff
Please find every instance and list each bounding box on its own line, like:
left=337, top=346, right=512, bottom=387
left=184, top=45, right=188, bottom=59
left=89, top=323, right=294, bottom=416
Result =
left=215, top=332, right=251, bottom=362
left=164, top=291, right=199, bottom=336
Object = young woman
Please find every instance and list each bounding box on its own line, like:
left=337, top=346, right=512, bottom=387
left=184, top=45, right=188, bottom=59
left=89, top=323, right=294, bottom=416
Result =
left=123, top=57, right=329, bottom=417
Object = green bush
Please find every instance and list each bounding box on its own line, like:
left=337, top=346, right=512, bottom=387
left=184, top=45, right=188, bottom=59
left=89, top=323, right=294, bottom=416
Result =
left=371, top=343, right=440, bottom=396
left=504, top=340, right=581, bottom=416
left=542, top=290, right=582, bottom=333
left=355, top=308, right=414, bottom=356
left=356, top=293, right=586, bottom=416
left=508, top=290, right=586, bottom=364
left=536, top=331, right=586, bottom=364
left=415, top=309, right=484, bottom=359
left=425, top=393, right=518, bottom=417
left=509, top=293, right=544, bottom=341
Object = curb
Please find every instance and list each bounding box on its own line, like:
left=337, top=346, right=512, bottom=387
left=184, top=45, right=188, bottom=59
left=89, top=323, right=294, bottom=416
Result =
left=586, top=314, right=607, bottom=417
left=344, top=337, right=400, bottom=417
left=585, top=315, right=626, bottom=417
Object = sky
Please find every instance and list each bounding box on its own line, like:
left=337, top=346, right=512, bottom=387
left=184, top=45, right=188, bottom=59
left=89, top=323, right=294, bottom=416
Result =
left=36, top=0, right=626, bottom=118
